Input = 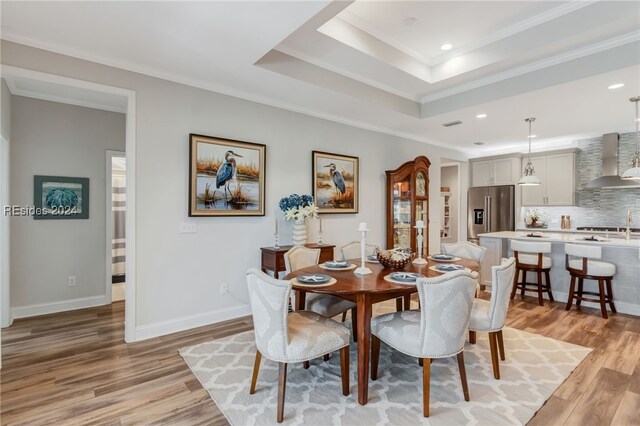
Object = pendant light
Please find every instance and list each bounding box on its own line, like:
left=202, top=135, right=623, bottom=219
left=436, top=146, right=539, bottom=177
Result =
left=518, top=117, right=541, bottom=186
left=621, top=96, right=640, bottom=180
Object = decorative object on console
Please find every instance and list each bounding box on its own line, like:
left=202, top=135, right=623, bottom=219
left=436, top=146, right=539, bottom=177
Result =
left=189, top=134, right=266, bottom=217
left=279, top=194, right=318, bottom=247
left=621, top=96, right=640, bottom=181
left=312, top=151, right=359, bottom=214
left=34, top=175, right=90, bottom=220
left=518, top=117, right=541, bottom=186
left=273, top=216, right=280, bottom=249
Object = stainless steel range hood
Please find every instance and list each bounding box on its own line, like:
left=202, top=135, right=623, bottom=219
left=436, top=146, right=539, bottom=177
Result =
left=583, top=133, right=640, bottom=189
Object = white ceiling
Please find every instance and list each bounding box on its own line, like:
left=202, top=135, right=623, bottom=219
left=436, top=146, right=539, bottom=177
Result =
left=1, top=1, right=639, bottom=156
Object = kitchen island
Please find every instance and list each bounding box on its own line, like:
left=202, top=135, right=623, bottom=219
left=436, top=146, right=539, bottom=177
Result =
left=478, top=231, right=640, bottom=316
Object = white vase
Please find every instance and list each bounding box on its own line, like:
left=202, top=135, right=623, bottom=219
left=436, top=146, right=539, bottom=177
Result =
left=292, top=219, right=308, bottom=247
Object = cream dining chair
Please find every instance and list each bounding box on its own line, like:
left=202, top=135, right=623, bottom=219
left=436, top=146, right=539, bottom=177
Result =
left=468, top=257, right=516, bottom=380
left=284, top=247, right=358, bottom=347
left=340, top=241, right=378, bottom=261
left=370, top=270, right=478, bottom=417
left=442, top=241, right=487, bottom=290
left=246, top=269, right=350, bottom=423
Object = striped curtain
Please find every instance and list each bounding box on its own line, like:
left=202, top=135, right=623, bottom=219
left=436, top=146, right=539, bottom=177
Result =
left=112, top=170, right=126, bottom=280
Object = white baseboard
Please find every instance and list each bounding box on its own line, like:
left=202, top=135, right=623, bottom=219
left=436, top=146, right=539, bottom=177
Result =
left=135, top=304, right=252, bottom=341
left=11, top=295, right=108, bottom=319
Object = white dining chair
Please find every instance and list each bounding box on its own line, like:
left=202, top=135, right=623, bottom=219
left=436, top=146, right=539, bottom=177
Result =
left=340, top=241, right=378, bottom=261
left=284, top=247, right=357, bottom=344
left=468, top=257, right=516, bottom=380
left=246, top=269, right=350, bottom=423
left=370, top=270, right=478, bottom=417
left=442, top=241, right=487, bottom=264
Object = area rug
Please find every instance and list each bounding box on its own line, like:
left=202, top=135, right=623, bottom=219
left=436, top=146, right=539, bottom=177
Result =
left=180, top=327, right=591, bottom=425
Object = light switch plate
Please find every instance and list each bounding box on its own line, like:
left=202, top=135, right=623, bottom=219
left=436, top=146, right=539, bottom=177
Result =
left=179, top=222, right=197, bottom=234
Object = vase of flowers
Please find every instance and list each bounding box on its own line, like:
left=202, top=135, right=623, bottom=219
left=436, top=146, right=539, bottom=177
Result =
left=279, top=194, right=319, bottom=246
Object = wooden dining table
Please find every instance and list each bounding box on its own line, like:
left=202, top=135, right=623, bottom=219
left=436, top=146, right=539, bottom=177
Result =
left=284, top=257, right=480, bottom=406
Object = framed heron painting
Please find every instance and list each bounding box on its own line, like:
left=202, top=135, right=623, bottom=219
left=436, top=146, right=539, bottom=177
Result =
left=189, top=134, right=266, bottom=217
left=312, top=151, right=359, bottom=214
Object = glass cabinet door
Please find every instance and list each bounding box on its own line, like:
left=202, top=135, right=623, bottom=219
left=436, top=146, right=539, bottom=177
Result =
left=392, top=176, right=411, bottom=249
left=416, top=172, right=426, bottom=197
left=415, top=199, right=428, bottom=254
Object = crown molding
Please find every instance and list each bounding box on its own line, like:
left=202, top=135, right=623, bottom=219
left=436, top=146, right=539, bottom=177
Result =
left=0, top=35, right=469, bottom=156
left=420, top=31, right=640, bottom=104
left=431, top=0, right=598, bottom=65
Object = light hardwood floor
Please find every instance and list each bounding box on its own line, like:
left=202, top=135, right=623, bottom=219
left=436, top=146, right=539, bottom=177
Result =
left=1, top=294, right=639, bottom=425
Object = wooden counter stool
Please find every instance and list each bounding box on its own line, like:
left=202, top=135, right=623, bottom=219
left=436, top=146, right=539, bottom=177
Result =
left=509, top=240, right=553, bottom=306
left=564, top=244, right=616, bottom=319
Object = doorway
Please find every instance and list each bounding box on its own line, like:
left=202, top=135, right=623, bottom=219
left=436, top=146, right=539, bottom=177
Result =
left=107, top=151, right=126, bottom=302
left=441, top=161, right=461, bottom=243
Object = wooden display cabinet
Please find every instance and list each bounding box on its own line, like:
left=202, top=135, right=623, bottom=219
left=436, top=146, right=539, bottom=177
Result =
left=385, top=156, right=431, bottom=253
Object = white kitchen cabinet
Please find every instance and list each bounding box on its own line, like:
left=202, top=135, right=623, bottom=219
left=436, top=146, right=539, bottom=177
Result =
left=470, top=156, right=521, bottom=187
left=521, top=151, right=576, bottom=206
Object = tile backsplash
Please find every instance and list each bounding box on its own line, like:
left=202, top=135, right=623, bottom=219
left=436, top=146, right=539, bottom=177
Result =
left=521, top=132, right=640, bottom=229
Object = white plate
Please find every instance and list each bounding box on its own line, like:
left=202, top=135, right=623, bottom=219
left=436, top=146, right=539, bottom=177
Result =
left=429, top=265, right=471, bottom=274
left=427, top=255, right=461, bottom=262
left=320, top=263, right=357, bottom=271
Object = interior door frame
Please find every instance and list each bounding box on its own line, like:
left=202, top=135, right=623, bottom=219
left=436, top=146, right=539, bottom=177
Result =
left=105, top=150, right=126, bottom=305
left=0, top=65, right=138, bottom=343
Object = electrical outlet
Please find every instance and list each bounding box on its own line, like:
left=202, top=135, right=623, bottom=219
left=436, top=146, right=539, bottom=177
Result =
left=220, top=283, right=229, bottom=295
left=68, top=276, right=77, bottom=287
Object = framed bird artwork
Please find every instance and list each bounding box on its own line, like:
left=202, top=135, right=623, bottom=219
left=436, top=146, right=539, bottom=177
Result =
left=312, top=151, right=359, bottom=214
left=189, top=134, right=266, bottom=216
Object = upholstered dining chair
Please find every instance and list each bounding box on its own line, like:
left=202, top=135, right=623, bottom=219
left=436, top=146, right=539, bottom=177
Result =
left=370, top=270, right=478, bottom=417
left=246, top=269, right=350, bottom=423
left=340, top=241, right=378, bottom=261
left=442, top=241, right=487, bottom=264
left=284, top=247, right=357, bottom=345
left=468, top=257, right=517, bottom=380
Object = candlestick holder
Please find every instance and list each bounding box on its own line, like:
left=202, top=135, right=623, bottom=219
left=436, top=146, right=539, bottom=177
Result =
left=317, top=230, right=324, bottom=245
left=355, top=226, right=373, bottom=275
left=273, top=232, right=280, bottom=250
left=413, top=224, right=427, bottom=265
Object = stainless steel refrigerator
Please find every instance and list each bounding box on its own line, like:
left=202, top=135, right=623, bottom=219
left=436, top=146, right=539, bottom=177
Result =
left=468, top=185, right=515, bottom=244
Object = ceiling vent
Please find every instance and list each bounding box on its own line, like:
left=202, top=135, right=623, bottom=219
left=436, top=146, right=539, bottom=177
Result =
left=442, top=120, right=463, bottom=127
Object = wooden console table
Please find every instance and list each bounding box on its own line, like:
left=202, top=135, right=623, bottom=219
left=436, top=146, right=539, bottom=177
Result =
left=260, top=243, right=336, bottom=276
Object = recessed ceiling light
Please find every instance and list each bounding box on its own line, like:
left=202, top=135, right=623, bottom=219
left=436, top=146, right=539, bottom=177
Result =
left=608, top=83, right=624, bottom=90
left=440, top=43, right=453, bottom=51
left=530, top=134, right=538, bottom=138
left=476, top=113, right=487, bottom=119
left=473, top=141, right=485, bottom=146
left=403, top=17, right=417, bottom=26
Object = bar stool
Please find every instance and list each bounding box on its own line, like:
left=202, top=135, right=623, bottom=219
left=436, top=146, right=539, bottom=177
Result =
left=564, top=244, right=616, bottom=319
left=509, top=240, right=553, bottom=306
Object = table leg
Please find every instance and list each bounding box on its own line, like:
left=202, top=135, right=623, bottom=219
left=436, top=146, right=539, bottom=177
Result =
left=356, top=293, right=372, bottom=405
left=295, top=290, right=306, bottom=311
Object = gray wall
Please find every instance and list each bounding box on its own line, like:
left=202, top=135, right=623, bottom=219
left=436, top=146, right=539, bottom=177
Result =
left=10, top=96, right=125, bottom=308
left=1, top=79, right=10, bottom=141
left=1, top=41, right=469, bottom=332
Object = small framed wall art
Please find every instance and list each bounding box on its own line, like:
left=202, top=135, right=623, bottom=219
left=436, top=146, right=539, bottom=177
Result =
left=34, top=175, right=90, bottom=219
left=312, top=151, right=359, bottom=214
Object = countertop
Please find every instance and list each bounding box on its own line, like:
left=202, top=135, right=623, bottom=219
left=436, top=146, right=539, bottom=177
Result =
left=479, top=231, right=640, bottom=248
left=516, top=227, right=640, bottom=236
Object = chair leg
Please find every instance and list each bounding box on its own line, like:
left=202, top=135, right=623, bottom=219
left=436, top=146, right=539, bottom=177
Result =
left=341, top=311, right=347, bottom=322
left=576, top=278, right=584, bottom=307
left=598, top=279, right=608, bottom=319
left=250, top=350, right=262, bottom=394
left=469, top=330, right=477, bottom=344
left=404, top=294, right=411, bottom=310
left=566, top=275, right=576, bottom=311
left=277, top=362, right=287, bottom=423
left=510, top=268, right=519, bottom=300
left=536, top=270, right=544, bottom=306
left=371, top=335, right=380, bottom=380
left=396, top=297, right=403, bottom=311
left=606, top=279, right=617, bottom=313
left=456, top=351, right=470, bottom=401
left=489, top=332, right=500, bottom=380
left=496, top=330, right=505, bottom=361
left=423, top=357, right=431, bottom=417
left=303, top=361, right=310, bottom=369
left=521, top=270, right=527, bottom=298
left=340, top=346, right=349, bottom=396
left=324, top=354, right=330, bottom=361
left=351, top=308, right=358, bottom=342
left=418, top=358, right=423, bottom=366
left=545, top=270, right=554, bottom=301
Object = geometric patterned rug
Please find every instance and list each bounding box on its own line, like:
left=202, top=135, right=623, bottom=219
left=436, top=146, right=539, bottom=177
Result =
left=180, top=327, right=591, bottom=425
